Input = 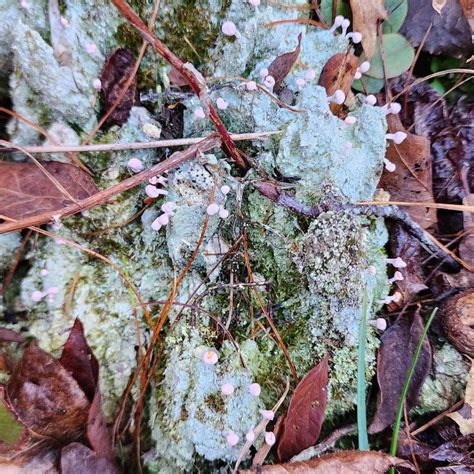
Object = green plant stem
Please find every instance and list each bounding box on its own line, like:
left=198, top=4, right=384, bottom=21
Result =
left=357, top=287, right=369, bottom=450
left=389, top=308, right=438, bottom=472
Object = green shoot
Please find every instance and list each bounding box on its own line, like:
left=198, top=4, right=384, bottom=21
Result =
left=357, top=287, right=369, bottom=450
left=389, top=308, right=438, bottom=472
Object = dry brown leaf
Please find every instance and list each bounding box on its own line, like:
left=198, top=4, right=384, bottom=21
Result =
left=318, top=51, right=358, bottom=114
left=350, top=0, right=387, bottom=59
left=61, top=443, right=118, bottom=474
left=369, top=311, right=432, bottom=434
left=388, top=224, right=428, bottom=308
left=276, top=357, right=328, bottom=462
left=448, top=359, right=474, bottom=435
left=379, top=115, right=437, bottom=230
left=268, top=33, right=302, bottom=92
left=100, top=48, right=138, bottom=126
left=0, top=161, right=98, bottom=221
left=241, top=450, right=413, bottom=473
left=460, top=0, right=474, bottom=33
left=6, top=342, right=90, bottom=442
left=59, top=319, right=113, bottom=461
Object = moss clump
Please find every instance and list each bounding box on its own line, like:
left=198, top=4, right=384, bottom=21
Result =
left=158, top=0, right=230, bottom=70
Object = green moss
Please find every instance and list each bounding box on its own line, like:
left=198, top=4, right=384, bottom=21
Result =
left=159, top=0, right=230, bottom=70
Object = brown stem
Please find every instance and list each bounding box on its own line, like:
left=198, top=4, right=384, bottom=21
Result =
left=110, top=0, right=246, bottom=169
left=0, top=136, right=220, bottom=234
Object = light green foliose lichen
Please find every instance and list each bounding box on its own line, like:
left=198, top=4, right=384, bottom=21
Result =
left=149, top=327, right=261, bottom=472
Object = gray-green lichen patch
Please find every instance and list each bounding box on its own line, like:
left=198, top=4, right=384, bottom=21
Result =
left=4, top=0, right=123, bottom=144
left=149, top=327, right=261, bottom=472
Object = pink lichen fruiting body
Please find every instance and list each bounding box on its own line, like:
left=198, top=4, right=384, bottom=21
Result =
left=264, top=432, right=276, bottom=446
left=226, top=431, right=239, bottom=446
left=127, top=158, right=143, bottom=173
left=249, top=383, right=261, bottom=396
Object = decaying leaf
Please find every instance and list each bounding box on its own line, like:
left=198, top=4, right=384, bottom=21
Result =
left=390, top=79, right=470, bottom=234
left=442, top=290, right=474, bottom=357
left=447, top=359, right=474, bottom=435
left=441, top=194, right=474, bottom=289
left=60, top=319, right=98, bottom=403
left=397, top=429, right=435, bottom=470
left=268, top=33, right=302, bottom=92
left=350, top=0, right=387, bottom=59
left=0, top=162, right=98, bottom=221
left=318, top=51, right=358, bottom=114
left=276, top=357, right=328, bottom=462
left=61, top=443, right=118, bottom=474
left=0, top=329, right=24, bottom=344
left=0, top=320, right=114, bottom=466
left=379, top=115, right=437, bottom=229
left=6, top=342, right=90, bottom=442
left=387, top=224, right=428, bottom=306
left=400, top=0, right=474, bottom=57
left=429, top=434, right=474, bottom=463
left=369, top=310, right=432, bottom=433
left=100, top=47, right=138, bottom=126
left=59, top=319, right=113, bottom=460
left=460, top=0, right=474, bottom=34
left=241, top=450, right=414, bottom=473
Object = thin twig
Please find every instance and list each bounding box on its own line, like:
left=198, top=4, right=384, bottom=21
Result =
left=253, top=181, right=464, bottom=267
left=410, top=399, right=464, bottom=437
left=0, top=131, right=278, bottom=154
left=0, top=107, right=89, bottom=172
left=290, top=424, right=357, bottom=462
left=0, top=136, right=220, bottom=234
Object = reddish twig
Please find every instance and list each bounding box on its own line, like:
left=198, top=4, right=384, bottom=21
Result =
left=110, top=0, right=246, bottom=169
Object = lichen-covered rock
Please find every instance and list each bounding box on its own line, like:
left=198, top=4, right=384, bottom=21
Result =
left=2, top=0, right=468, bottom=471
left=149, top=329, right=261, bottom=472
left=3, top=0, right=121, bottom=144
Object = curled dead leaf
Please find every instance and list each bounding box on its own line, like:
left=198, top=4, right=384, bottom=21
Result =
left=241, top=450, right=413, bottom=473
left=6, top=342, right=90, bottom=442
left=369, top=310, right=432, bottom=433
left=350, top=0, right=387, bottom=59
left=400, top=0, right=474, bottom=57
left=0, top=162, right=98, bottom=221
left=379, top=115, right=437, bottom=230
left=387, top=224, right=428, bottom=307
left=268, top=34, right=302, bottom=93
left=59, top=319, right=113, bottom=460
left=100, top=48, right=138, bottom=126
left=276, top=357, right=328, bottom=462
left=318, top=51, right=358, bottom=114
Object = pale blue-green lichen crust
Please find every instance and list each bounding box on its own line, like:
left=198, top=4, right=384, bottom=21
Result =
left=1, top=0, right=467, bottom=471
